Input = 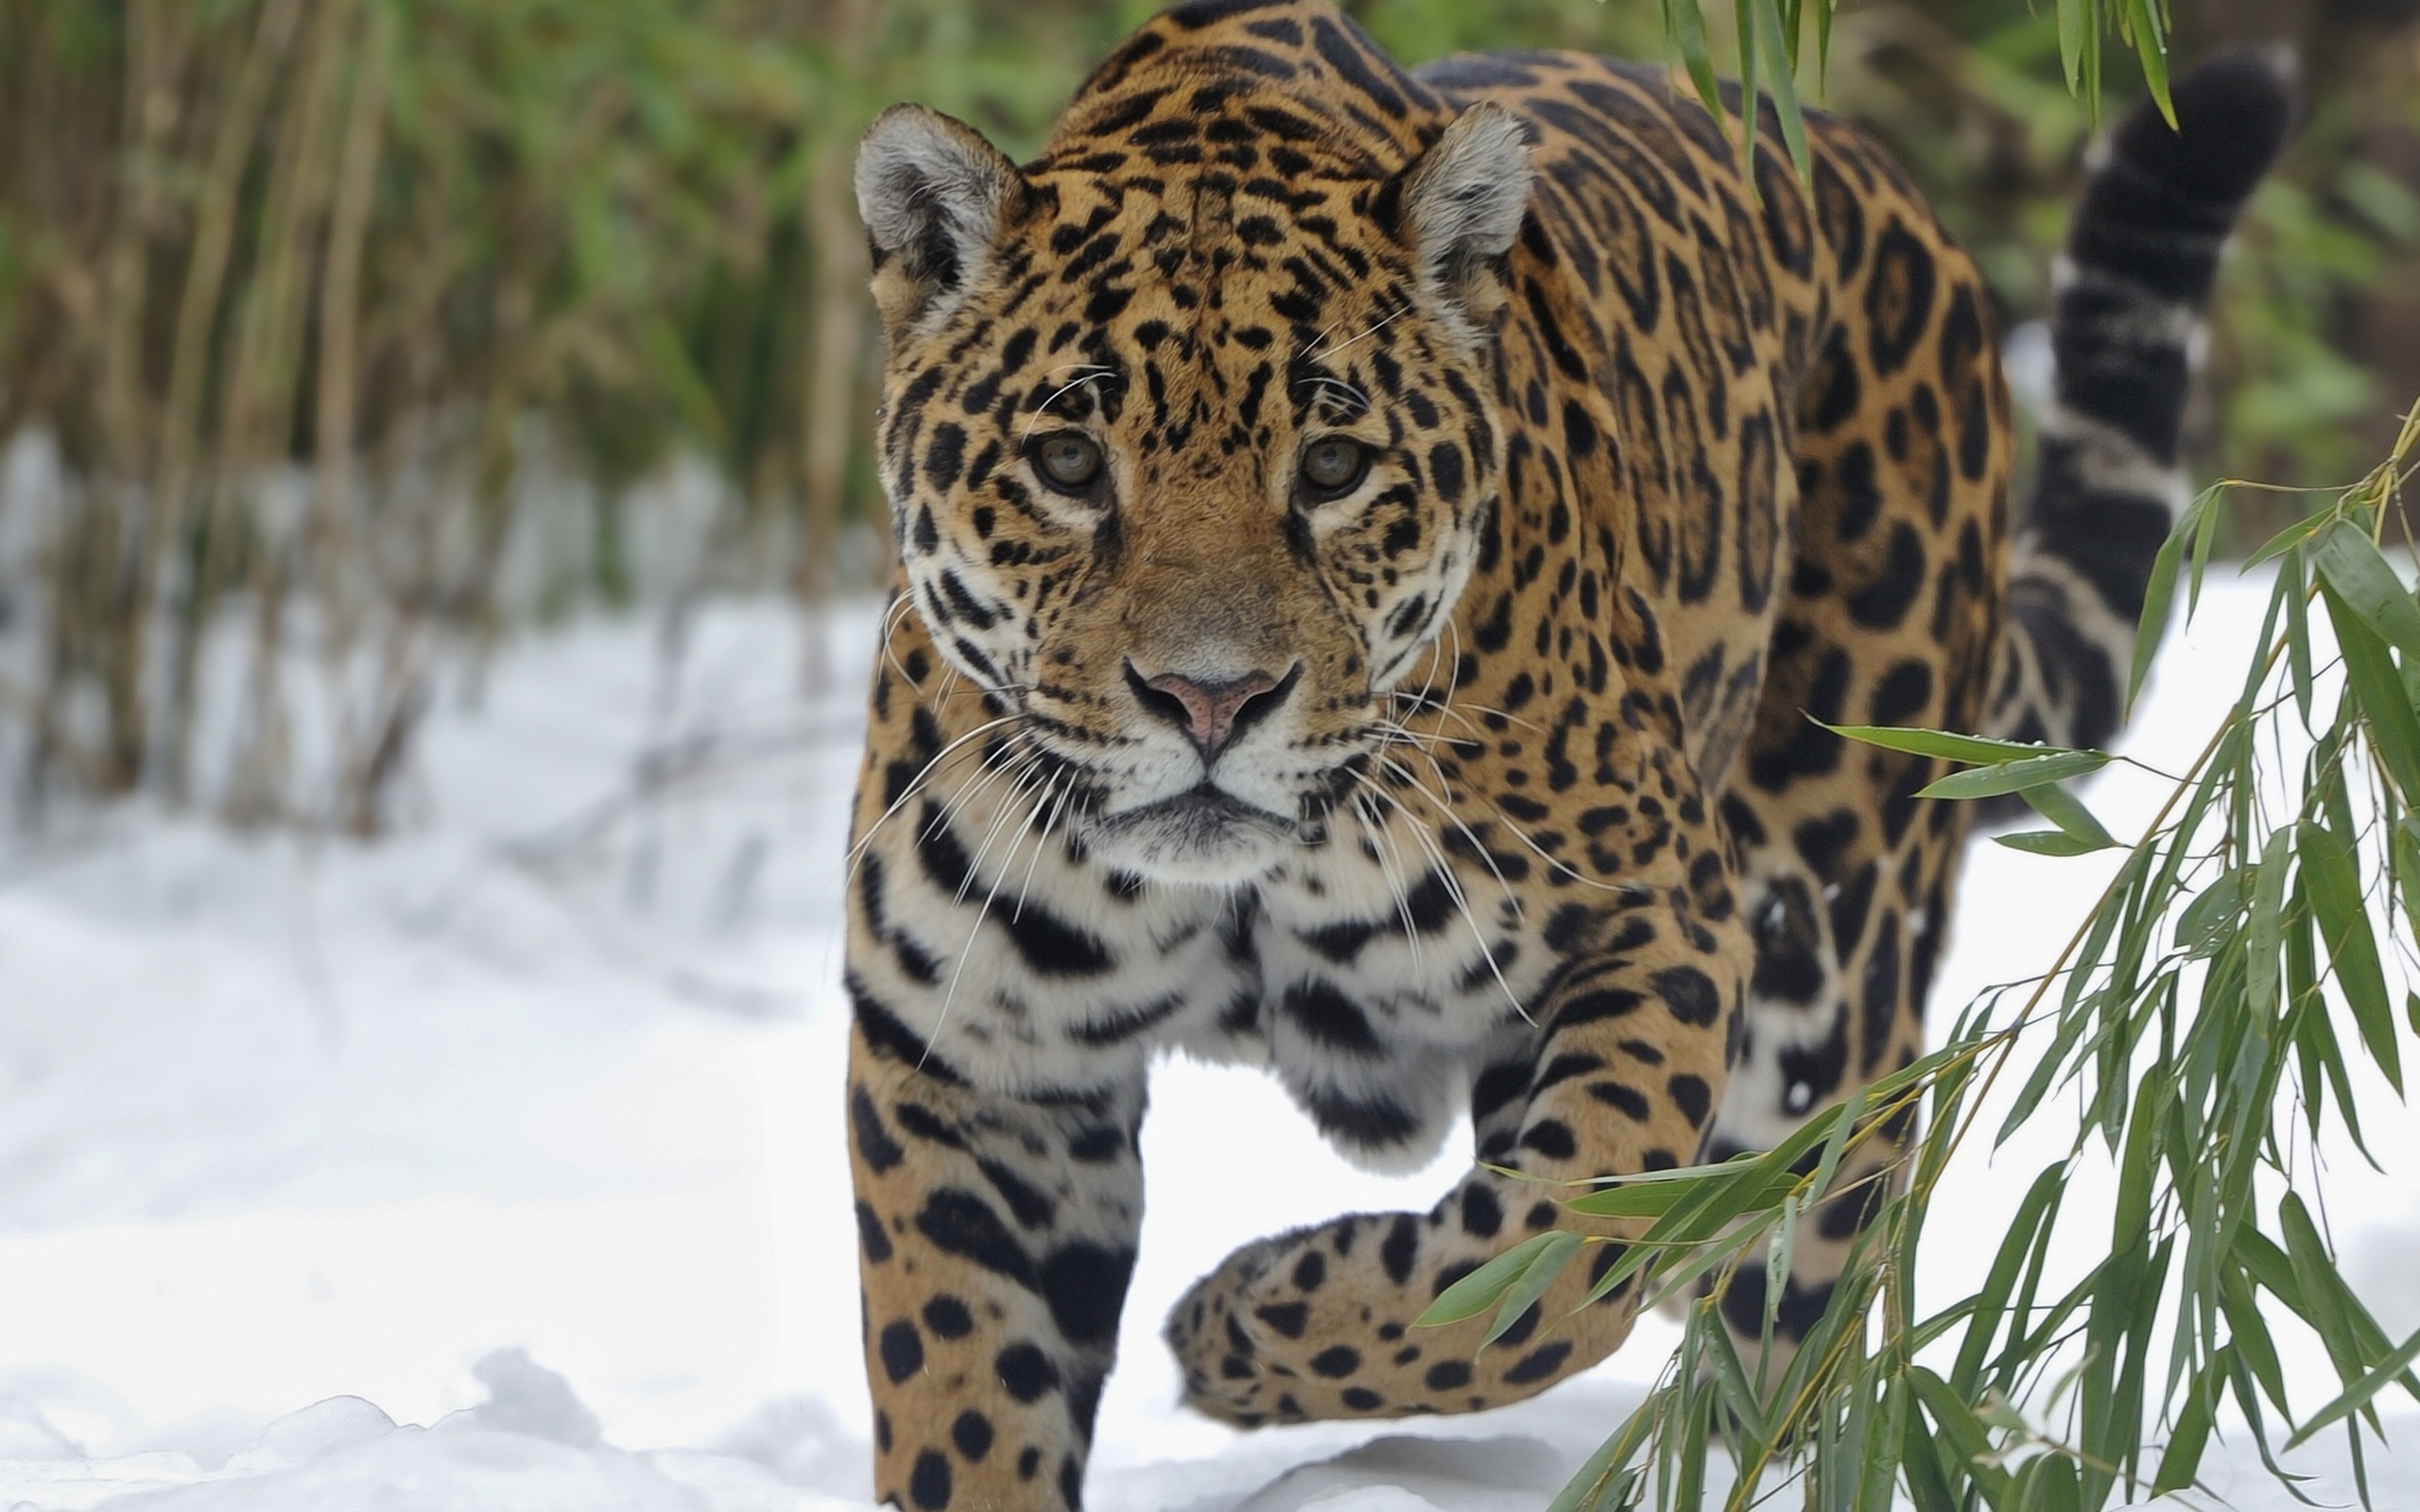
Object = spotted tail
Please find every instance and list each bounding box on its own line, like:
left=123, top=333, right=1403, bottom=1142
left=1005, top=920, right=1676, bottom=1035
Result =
left=1987, top=54, right=2293, bottom=756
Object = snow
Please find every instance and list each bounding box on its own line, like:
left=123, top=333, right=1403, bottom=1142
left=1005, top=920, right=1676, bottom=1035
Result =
left=4, top=580, right=2419, bottom=1509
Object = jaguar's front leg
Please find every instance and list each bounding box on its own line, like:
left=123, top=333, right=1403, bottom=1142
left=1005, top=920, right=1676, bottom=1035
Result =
left=848, top=1011, right=1146, bottom=1511
left=1167, top=902, right=1748, bottom=1422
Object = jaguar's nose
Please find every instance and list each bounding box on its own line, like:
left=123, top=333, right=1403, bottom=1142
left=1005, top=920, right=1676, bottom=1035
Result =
left=1125, top=662, right=1298, bottom=762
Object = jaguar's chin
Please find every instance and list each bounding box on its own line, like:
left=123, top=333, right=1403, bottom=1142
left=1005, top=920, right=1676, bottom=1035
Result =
left=1085, top=784, right=1300, bottom=888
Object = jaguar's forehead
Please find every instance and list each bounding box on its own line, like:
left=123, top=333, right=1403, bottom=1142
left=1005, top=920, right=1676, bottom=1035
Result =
left=1032, top=1, right=1452, bottom=185
left=1009, top=167, right=1409, bottom=341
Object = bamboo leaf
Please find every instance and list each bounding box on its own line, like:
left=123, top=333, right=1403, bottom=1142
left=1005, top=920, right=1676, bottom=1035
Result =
left=2298, top=819, right=2400, bottom=1092
left=2053, top=0, right=2086, bottom=94
left=1907, top=1368, right=2009, bottom=1501
left=1953, top=1164, right=2065, bottom=1395
left=1545, top=1419, right=1639, bottom=1512
left=2320, top=577, right=2420, bottom=801
left=1825, top=723, right=2094, bottom=766
left=2155, top=1353, right=2220, bottom=1492
left=2287, top=550, right=2318, bottom=728
left=1919, top=749, right=2111, bottom=800
left=1415, top=1230, right=1566, bottom=1328
left=1993, top=828, right=2109, bottom=857
left=2398, top=816, right=2420, bottom=945
left=2281, top=1194, right=2368, bottom=1389
left=2288, top=1323, right=2420, bottom=1450
left=1482, top=1228, right=1583, bottom=1347
left=2249, top=830, right=2292, bottom=1019
left=2122, top=0, right=2175, bottom=125
left=2129, top=502, right=2191, bottom=713
left=1898, top=1392, right=1962, bottom=1512
left=1731, top=0, right=1760, bottom=184
left=2176, top=868, right=2245, bottom=954
left=1698, top=1301, right=1772, bottom=1451
left=1667, top=0, right=1726, bottom=135
left=1860, top=1378, right=1907, bottom=1512
left=2312, top=519, right=2420, bottom=664
left=1748, top=0, right=1810, bottom=181
left=2023, top=780, right=2121, bottom=850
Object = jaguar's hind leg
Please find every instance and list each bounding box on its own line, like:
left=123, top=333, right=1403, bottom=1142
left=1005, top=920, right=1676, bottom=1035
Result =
left=1702, top=118, right=2014, bottom=1383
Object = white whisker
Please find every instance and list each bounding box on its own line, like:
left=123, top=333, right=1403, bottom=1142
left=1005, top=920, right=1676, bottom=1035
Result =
left=1353, top=769, right=1528, bottom=1022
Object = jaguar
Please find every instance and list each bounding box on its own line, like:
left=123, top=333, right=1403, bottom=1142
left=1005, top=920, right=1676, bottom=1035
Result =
left=838, top=4, right=2290, bottom=1505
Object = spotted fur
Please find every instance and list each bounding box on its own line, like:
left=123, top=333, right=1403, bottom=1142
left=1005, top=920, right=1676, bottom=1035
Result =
left=838, top=7, right=2288, bottom=1507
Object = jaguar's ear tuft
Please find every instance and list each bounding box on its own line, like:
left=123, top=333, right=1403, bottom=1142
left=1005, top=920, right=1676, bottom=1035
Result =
left=855, top=105, right=1025, bottom=341
left=1388, top=103, right=1535, bottom=342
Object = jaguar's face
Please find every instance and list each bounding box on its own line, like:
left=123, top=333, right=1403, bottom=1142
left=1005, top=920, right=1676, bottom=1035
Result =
left=857, top=101, right=1533, bottom=886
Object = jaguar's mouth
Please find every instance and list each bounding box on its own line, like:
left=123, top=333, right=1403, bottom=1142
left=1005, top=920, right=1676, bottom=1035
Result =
left=1085, top=782, right=1300, bottom=886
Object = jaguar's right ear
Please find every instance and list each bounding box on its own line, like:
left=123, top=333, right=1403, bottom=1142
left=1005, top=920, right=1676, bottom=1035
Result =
left=855, top=105, right=1026, bottom=342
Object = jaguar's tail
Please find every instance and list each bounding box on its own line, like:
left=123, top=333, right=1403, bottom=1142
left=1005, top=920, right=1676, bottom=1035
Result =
left=1987, top=54, right=2293, bottom=755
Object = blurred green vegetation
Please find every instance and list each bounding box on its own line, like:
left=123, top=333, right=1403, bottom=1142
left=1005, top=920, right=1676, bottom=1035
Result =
left=0, top=0, right=2412, bottom=824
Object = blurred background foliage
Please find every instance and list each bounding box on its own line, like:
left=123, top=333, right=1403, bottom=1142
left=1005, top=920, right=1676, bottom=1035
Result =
left=0, top=0, right=2414, bottom=830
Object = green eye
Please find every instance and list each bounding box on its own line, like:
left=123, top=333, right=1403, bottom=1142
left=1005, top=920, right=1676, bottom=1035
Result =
left=1033, top=432, right=1104, bottom=492
left=1299, top=438, right=1370, bottom=499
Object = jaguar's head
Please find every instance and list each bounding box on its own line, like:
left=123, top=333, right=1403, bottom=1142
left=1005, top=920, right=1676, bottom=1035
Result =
left=856, top=60, right=1532, bottom=886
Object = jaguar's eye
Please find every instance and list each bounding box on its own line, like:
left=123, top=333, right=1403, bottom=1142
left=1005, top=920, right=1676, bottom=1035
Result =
left=1299, top=438, right=1370, bottom=501
left=1032, top=432, right=1105, bottom=492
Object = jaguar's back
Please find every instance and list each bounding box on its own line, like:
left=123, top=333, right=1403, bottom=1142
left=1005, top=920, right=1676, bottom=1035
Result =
left=838, top=6, right=2289, bottom=1507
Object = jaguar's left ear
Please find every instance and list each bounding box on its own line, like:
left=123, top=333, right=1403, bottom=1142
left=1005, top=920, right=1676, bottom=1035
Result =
left=855, top=104, right=1028, bottom=344
left=1383, top=103, right=1536, bottom=343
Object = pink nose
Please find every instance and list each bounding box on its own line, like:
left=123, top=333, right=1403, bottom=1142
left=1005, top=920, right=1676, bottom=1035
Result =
left=1127, top=664, right=1294, bottom=761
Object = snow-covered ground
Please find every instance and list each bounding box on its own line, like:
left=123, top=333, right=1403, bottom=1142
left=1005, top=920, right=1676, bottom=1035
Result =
left=4, top=579, right=2417, bottom=1510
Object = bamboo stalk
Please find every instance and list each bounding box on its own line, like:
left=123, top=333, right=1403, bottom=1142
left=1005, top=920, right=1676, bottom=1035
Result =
left=315, top=1, right=395, bottom=833
left=147, top=0, right=304, bottom=804
left=215, top=0, right=353, bottom=827
left=796, top=0, right=875, bottom=693
left=90, top=0, right=190, bottom=792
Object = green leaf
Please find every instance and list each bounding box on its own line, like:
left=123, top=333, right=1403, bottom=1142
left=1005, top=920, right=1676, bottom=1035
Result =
left=1861, top=1378, right=1908, bottom=1512
left=1806, top=1082, right=1866, bottom=1237
left=2281, top=1193, right=2369, bottom=1391
left=2128, top=501, right=2191, bottom=714
left=1953, top=1164, right=2065, bottom=1395
left=2023, top=780, right=2120, bottom=850
left=1899, top=1390, right=1962, bottom=1512
left=2312, top=519, right=2420, bottom=664
left=1698, top=1299, right=1773, bottom=1450
left=2222, top=1259, right=2293, bottom=1417
left=2175, top=868, right=2245, bottom=954
left=2248, top=828, right=2293, bottom=1019
left=1415, top=1230, right=1567, bottom=1328
left=2398, top=815, right=2420, bottom=945
left=1667, top=0, right=1726, bottom=136
left=2286, top=550, right=2317, bottom=728
left=1919, top=749, right=2111, bottom=800
left=1825, top=723, right=2092, bottom=766
left=1481, top=1228, right=1583, bottom=1347
left=1733, top=0, right=1758, bottom=180
left=2321, top=578, right=2420, bottom=801
left=1563, top=1157, right=1794, bottom=1222
left=1544, top=1417, right=1638, bottom=1512
left=1907, top=1368, right=2010, bottom=1502
left=1992, top=828, right=2109, bottom=857
left=1748, top=0, right=1810, bottom=181
left=2299, top=819, right=2400, bottom=1093
left=2155, top=1355, right=2220, bottom=1492
left=2188, top=481, right=2220, bottom=620
left=2124, top=0, right=2175, bottom=126
left=2289, top=1322, right=2420, bottom=1449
